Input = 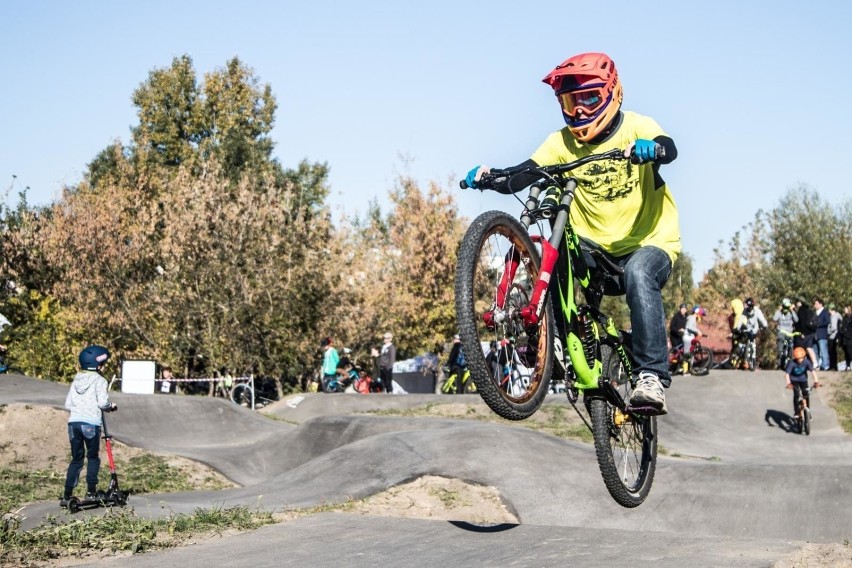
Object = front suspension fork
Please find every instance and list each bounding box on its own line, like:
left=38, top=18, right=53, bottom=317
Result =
left=482, top=238, right=559, bottom=329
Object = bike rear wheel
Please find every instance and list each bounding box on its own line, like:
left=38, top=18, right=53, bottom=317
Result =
left=589, top=344, right=657, bottom=507
left=455, top=211, right=553, bottom=420
left=689, top=346, right=714, bottom=376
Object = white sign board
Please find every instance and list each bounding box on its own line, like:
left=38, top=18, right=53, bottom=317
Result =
left=121, top=360, right=156, bottom=394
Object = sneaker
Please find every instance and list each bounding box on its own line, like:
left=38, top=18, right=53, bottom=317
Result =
left=629, top=372, right=667, bottom=415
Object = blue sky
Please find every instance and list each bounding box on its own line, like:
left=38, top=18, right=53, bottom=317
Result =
left=2, top=1, right=850, bottom=283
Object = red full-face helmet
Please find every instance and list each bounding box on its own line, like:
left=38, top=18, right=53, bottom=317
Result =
left=542, top=52, right=623, bottom=142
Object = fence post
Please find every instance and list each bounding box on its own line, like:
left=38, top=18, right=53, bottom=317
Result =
left=251, top=374, right=255, bottom=411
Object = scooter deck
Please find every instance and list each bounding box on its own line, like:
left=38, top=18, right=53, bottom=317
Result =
left=60, top=493, right=127, bottom=512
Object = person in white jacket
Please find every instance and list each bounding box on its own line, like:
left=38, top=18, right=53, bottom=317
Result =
left=63, top=345, right=117, bottom=502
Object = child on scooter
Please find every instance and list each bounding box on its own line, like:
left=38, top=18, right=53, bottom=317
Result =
left=62, top=345, right=117, bottom=504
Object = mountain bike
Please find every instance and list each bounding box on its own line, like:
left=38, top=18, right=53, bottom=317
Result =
left=777, top=330, right=801, bottom=369
left=456, top=148, right=659, bottom=507
left=668, top=335, right=713, bottom=376
left=439, top=365, right=476, bottom=394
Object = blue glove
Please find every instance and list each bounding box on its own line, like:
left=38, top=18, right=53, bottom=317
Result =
left=465, top=165, right=483, bottom=189
left=631, top=139, right=657, bottom=164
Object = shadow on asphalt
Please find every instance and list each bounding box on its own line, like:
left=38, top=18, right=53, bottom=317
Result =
left=764, top=408, right=799, bottom=433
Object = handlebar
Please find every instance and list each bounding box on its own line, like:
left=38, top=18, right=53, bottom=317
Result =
left=460, top=144, right=665, bottom=190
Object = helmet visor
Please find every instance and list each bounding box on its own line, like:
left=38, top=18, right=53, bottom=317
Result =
left=557, top=86, right=606, bottom=118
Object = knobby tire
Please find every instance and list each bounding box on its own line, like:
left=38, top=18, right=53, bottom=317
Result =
left=689, top=346, right=713, bottom=376
left=589, top=345, right=657, bottom=507
left=455, top=211, right=552, bottom=420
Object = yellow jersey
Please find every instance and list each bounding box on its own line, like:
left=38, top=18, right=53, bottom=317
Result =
left=530, top=111, right=681, bottom=263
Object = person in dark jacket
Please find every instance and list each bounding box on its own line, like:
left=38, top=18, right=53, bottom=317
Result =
left=669, top=304, right=688, bottom=349
left=813, top=298, right=830, bottom=371
left=793, top=297, right=818, bottom=367
left=839, top=304, right=852, bottom=371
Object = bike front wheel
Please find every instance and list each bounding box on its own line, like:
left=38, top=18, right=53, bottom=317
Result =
left=746, top=343, right=757, bottom=371
left=230, top=383, right=254, bottom=407
left=455, top=211, right=553, bottom=420
left=589, top=344, right=657, bottom=508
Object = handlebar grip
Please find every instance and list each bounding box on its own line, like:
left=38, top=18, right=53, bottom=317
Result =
left=655, top=143, right=666, bottom=160
left=460, top=180, right=469, bottom=190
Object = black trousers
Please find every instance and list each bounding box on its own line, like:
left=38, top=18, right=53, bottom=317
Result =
left=379, top=367, right=393, bottom=393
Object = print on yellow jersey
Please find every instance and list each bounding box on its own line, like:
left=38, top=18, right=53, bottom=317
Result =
left=580, top=159, right=637, bottom=202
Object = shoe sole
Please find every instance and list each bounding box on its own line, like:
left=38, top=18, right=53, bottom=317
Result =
left=628, top=404, right=667, bottom=416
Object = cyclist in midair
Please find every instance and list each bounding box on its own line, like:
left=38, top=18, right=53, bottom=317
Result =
left=465, top=52, right=679, bottom=414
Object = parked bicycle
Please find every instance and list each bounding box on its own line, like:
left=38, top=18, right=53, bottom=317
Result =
left=456, top=147, right=659, bottom=507
left=230, top=377, right=278, bottom=409
left=668, top=335, right=714, bottom=376
left=439, top=365, right=476, bottom=394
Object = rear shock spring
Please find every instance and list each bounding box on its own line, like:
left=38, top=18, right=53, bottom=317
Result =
left=578, top=307, right=596, bottom=366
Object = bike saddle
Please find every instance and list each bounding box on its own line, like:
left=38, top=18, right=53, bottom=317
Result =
left=588, top=249, right=624, bottom=276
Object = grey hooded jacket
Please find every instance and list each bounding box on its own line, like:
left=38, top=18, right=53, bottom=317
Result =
left=65, top=371, right=111, bottom=426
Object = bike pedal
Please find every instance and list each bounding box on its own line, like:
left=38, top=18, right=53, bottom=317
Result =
left=627, top=405, right=667, bottom=417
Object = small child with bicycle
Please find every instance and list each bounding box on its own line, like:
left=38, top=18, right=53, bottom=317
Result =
left=785, top=346, right=819, bottom=429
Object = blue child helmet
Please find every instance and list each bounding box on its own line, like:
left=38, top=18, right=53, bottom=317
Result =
left=79, top=345, right=110, bottom=370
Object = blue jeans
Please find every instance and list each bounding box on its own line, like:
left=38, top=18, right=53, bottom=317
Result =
left=816, top=338, right=830, bottom=370
left=64, top=422, right=101, bottom=496
left=582, top=242, right=673, bottom=386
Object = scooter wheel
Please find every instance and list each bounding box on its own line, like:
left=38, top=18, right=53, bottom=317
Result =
left=68, top=497, right=81, bottom=513
left=113, top=490, right=127, bottom=506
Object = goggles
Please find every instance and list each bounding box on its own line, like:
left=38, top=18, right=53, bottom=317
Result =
left=557, top=85, right=607, bottom=118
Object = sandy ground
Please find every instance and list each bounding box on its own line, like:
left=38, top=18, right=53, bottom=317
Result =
left=0, top=404, right=233, bottom=490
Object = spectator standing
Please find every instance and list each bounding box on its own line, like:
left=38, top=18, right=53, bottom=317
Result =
left=320, top=337, right=340, bottom=392
left=793, top=298, right=818, bottom=367
left=159, top=366, right=174, bottom=394
left=827, top=304, right=842, bottom=371
left=813, top=298, right=830, bottom=371
left=772, top=298, right=798, bottom=369
left=840, top=305, right=852, bottom=371
left=379, top=332, right=396, bottom=393
left=446, top=334, right=465, bottom=383
left=669, top=304, right=688, bottom=349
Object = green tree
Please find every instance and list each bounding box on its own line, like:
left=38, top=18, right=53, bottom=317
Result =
left=130, top=54, right=204, bottom=170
